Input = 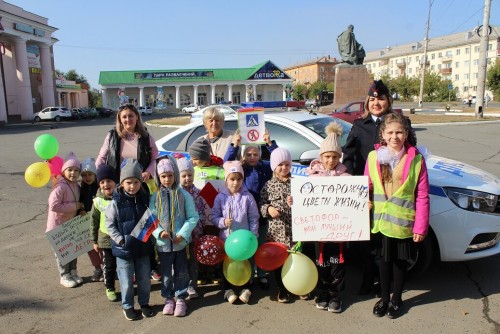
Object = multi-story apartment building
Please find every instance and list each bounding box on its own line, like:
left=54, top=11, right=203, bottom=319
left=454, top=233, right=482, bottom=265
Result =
left=283, top=55, right=340, bottom=85
left=364, top=26, right=499, bottom=99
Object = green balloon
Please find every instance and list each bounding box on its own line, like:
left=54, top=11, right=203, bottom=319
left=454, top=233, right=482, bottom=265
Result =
left=34, top=134, right=59, bottom=160
left=224, top=229, right=258, bottom=261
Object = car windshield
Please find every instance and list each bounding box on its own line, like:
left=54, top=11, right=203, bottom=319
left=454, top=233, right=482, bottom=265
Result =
left=298, top=117, right=351, bottom=146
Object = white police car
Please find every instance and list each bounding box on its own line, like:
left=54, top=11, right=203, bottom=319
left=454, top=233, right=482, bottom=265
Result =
left=156, top=112, right=500, bottom=275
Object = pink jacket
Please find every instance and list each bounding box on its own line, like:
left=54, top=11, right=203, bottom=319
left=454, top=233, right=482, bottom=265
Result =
left=364, top=144, right=430, bottom=236
left=46, top=176, right=81, bottom=232
left=306, top=159, right=351, bottom=176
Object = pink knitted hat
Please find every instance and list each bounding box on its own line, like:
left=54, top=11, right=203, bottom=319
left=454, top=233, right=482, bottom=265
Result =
left=157, top=158, right=174, bottom=175
left=62, top=152, right=81, bottom=172
left=223, top=160, right=244, bottom=180
left=270, top=147, right=291, bottom=171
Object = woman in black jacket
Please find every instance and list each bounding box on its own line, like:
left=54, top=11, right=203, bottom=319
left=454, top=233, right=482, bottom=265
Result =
left=342, top=80, right=416, bottom=295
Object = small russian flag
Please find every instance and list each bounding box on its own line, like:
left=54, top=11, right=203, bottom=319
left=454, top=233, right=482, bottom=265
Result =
left=131, top=208, right=159, bottom=242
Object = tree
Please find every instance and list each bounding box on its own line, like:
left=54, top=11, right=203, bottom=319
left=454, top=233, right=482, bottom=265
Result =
left=309, top=81, right=328, bottom=99
left=292, top=83, right=307, bottom=101
left=88, top=88, right=102, bottom=108
left=56, top=68, right=93, bottom=105
left=380, top=71, right=458, bottom=102
left=376, top=74, right=417, bottom=101
left=487, top=59, right=500, bottom=100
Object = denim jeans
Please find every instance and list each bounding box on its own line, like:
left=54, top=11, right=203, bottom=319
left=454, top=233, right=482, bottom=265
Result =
left=116, top=255, right=151, bottom=309
left=187, top=242, right=198, bottom=289
left=159, top=250, right=189, bottom=300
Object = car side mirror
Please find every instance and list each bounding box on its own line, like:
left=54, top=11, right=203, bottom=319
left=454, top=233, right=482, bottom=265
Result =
left=299, top=149, right=319, bottom=165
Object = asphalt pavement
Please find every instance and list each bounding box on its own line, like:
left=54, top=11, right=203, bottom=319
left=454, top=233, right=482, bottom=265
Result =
left=0, top=116, right=499, bottom=334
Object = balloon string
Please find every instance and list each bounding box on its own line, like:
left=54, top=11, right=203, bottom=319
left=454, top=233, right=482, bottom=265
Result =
left=227, top=206, right=231, bottom=235
left=288, top=241, right=302, bottom=253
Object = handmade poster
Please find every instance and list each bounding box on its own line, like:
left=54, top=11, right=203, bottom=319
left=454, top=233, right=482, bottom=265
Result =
left=291, top=176, right=370, bottom=242
left=194, top=178, right=226, bottom=227
left=237, top=108, right=265, bottom=144
left=46, top=214, right=93, bottom=266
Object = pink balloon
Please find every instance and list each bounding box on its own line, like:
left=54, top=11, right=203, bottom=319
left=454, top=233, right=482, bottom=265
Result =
left=48, top=156, right=64, bottom=176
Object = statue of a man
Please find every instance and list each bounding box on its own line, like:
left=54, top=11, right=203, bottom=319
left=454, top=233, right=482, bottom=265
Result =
left=337, top=25, right=366, bottom=65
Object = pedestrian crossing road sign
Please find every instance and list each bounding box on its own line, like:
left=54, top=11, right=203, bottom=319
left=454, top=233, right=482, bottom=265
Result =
left=246, top=114, right=259, bottom=127
left=238, top=108, right=265, bottom=144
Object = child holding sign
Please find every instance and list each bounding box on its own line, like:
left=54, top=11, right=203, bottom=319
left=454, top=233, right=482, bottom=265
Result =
left=150, top=155, right=199, bottom=317
left=47, top=152, right=84, bottom=288
left=212, top=161, right=259, bottom=304
left=306, top=122, right=350, bottom=313
left=365, top=112, right=429, bottom=319
left=105, top=159, right=154, bottom=321
left=90, top=165, right=119, bottom=302
left=259, top=148, right=293, bottom=303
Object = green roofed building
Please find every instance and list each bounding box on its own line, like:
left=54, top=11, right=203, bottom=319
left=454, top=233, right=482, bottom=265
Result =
left=99, top=60, right=293, bottom=110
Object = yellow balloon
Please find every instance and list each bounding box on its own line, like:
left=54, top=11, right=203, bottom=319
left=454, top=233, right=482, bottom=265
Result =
left=223, top=257, right=252, bottom=286
left=281, top=252, right=318, bottom=296
left=146, top=178, right=157, bottom=194
left=25, top=162, right=51, bottom=188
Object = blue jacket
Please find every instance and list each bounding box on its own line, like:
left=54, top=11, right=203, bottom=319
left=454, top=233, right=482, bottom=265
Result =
left=150, top=155, right=199, bottom=252
left=105, top=185, right=151, bottom=259
left=223, top=141, right=277, bottom=205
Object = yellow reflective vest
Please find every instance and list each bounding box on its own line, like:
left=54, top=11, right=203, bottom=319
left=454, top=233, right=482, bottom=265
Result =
left=93, top=197, right=112, bottom=234
left=368, top=151, right=422, bottom=239
left=194, top=165, right=224, bottom=180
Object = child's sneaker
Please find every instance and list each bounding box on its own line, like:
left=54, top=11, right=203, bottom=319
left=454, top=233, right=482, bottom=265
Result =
left=187, top=286, right=199, bottom=299
left=224, top=289, right=238, bottom=304
left=91, top=269, right=103, bottom=282
left=162, top=298, right=175, bottom=315
left=315, top=292, right=329, bottom=310
left=239, top=289, right=252, bottom=304
left=123, top=308, right=138, bottom=321
left=70, top=269, right=83, bottom=285
left=328, top=295, right=342, bottom=313
left=174, top=299, right=187, bottom=317
left=277, top=289, right=290, bottom=303
left=106, top=288, right=118, bottom=302
left=60, top=274, right=77, bottom=288
left=140, top=304, right=154, bottom=318
left=299, top=293, right=312, bottom=300
left=150, top=270, right=161, bottom=281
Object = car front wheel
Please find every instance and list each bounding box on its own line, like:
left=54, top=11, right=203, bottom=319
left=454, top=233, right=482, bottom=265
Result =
left=34, top=116, right=41, bottom=122
left=407, top=230, right=437, bottom=278
left=54, top=116, right=61, bottom=122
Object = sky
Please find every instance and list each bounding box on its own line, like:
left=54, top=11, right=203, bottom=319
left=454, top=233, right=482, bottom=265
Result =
left=10, top=0, right=500, bottom=89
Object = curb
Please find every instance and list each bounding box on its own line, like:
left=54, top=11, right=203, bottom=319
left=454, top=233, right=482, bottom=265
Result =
left=444, top=112, right=500, bottom=117
left=413, top=119, right=500, bottom=127
left=145, top=122, right=182, bottom=128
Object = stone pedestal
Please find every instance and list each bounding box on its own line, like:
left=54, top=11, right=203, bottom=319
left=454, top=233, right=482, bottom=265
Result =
left=333, top=64, right=371, bottom=106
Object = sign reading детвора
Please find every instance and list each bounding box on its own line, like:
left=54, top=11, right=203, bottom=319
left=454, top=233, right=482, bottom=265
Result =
left=46, top=214, right=93, bottom=266
left=291, top=176, right=370, bottom=242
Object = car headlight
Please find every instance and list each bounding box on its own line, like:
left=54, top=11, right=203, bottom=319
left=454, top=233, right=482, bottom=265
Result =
left=443, top=187, right=498, bottom=213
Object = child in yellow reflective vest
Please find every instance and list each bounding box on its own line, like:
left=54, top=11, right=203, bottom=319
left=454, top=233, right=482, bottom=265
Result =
left=365, top=113, right=429, bottom=319
left=90, top=165, right=119, bottom=302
